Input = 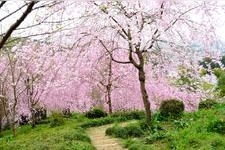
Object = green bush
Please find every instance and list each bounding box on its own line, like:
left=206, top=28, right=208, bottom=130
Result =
left=81, top=117, right=114, bottom=128
left=49, top=112, right=65, bottom=127
left=106, top=123, right=143, bottom=139
left=199, top=99, right=218, bottom=109
left=207, top=120, right=225, bottom=135
left=159, top=99, right=184, bottom=119
left=111, top=110, right=145, bottom=120
left=85, top=108, right=107, bottom=119
left=125, top=124, right=143, bottom=136
left=81, top=110, right=145, bottom=128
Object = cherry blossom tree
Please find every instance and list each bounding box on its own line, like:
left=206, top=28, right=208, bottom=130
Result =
left=78, top=1, right=222, bottom=124
left=0, top=1, right=224, bottom=128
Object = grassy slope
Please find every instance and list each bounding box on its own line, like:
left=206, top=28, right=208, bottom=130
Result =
left=0, top=105, right=224, bottom=150
left=112, top=103, right=225, bottom=150
left=0, top=114, right=95, bottom=150
left=0, top=110, right=143, bottom=150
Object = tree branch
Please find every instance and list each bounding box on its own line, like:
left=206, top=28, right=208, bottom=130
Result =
left=93, top=2, right=129, bottom=39
left=145, top=2, right=164, bottom=51
left=0, top=4, right=27, bottom=22
left=0, top=1, right=36, bottom=50
left=145, top=3, right=200, bottom=51
left=127, top=28, right=140, bottom=69
left=0, top=1, right=6, bottom=9
left=98, top=38, right=131, bottom=64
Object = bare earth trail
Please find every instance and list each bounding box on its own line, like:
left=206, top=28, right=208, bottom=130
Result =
left=87, top=122, right=135, bottom=150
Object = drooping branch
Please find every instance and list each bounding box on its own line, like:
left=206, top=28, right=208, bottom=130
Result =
left=164, top=5, right=200, bottom=33
left=0, top=1, right=36, bottom=50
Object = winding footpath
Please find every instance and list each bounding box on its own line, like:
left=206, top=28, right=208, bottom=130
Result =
left=87, top=124, right=126, bottom=150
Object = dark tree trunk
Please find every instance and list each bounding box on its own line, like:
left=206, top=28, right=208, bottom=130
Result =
left=138, top=67, right=151, bottom=124
left=107, top=84, right=112, bottom=114
left=2, top=99, right=10, bottom=129
left=11, top=114, right=16, bottom=137
left=31, top=109, right=36, bottom=128
left=107, top=58, right=113, bottom=114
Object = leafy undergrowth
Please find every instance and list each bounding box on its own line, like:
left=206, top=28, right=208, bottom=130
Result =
left=106, top=103, right=225, bottom=150
left=0, top=116, right=95, bottom=150
left=1, top=104, right=225, bottom=150
left=81, top=110, right=145, bottom=128
left=0, top=110, right=144, bottom=150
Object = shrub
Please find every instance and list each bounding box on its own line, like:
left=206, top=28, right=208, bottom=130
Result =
left=207, top=120, right=225, bottom=135
left=81, top=117, right=114, bottom=128
left=159, top=99, right=184, bottom=119
left=123, top=124, right=143, bottom=138
left=199, top=99, right=218, bottom=109
left=49, top=112, right=65, bottom=127
left=106, top=123, right=143, bottom=139
left=111, top=110, right=145, bottom=120
left=85, top=108, right=107, bottom=119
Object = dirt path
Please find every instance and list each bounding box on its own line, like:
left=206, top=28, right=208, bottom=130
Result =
left=87, top=124, right=126, bottom=150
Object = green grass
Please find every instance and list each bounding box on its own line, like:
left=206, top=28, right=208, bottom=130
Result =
left=108, top=103, right=225, bottom=150
left=0, top=110, right=144, bottom=150
left=1, top=105, right=225, bottom=150
left=0, top=115, right=95, bottom=150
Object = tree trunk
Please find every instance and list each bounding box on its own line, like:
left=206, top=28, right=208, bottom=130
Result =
left=107, top=85, right=112, bottom=114
left=31, top=108, right=36, bottom=128
left=107, top=58, right=113, bottom=114
left=11, top=113, right=16, bottom=137
left=2, top=99, right=10, bottom=129
left=138, top=67, right=151, bottom=124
